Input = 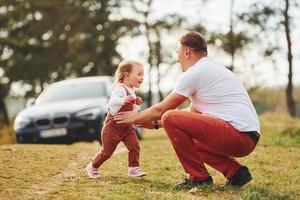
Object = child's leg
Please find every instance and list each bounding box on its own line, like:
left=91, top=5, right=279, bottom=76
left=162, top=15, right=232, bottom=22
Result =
left=92, top=130, right=121, bottom=168
left=122, top=128, right=140, bottom=167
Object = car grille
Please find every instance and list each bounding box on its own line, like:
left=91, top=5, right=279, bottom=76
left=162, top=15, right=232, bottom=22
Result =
left=35, top=115, right=69, bottom=128
left=53, top=117, right=68, bottom=124
left=36, top=119, right=50, bottom=126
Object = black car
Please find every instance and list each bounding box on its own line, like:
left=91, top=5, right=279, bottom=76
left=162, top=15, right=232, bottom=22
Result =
left=13, top=76, right=143, bottom=144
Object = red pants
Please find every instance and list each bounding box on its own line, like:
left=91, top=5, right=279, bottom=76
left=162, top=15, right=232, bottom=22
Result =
left=161, top=110, right=257, bottom=181
left=92, top=124, right=140, bottom=168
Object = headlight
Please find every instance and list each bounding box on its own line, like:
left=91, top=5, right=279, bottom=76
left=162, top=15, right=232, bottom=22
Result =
left=75, top=108, right=102, bottom=120
left=14, top=116, right=31, bottom=130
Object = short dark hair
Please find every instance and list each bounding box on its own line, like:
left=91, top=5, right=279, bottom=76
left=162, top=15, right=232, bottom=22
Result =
left=179, top=31, right=207, bottom=53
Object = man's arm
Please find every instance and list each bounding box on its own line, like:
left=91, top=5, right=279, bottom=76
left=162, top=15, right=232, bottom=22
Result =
left=138, top=92, right=187, bottom=122
left=114, top=92, right=187, bottom=124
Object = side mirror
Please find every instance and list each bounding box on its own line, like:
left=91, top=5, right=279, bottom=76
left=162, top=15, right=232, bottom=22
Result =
left=26, top=98, right=36, bottom=107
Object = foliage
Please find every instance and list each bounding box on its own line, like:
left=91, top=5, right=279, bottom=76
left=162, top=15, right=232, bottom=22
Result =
left=281, top=128, right=300, bottom=138
left=0, top=0, right=142, bottom=124
left=249, top=86, right=300, bottom=117
left=208, top=30, right=251, bottom=70
left=237, top=0, right=298, bottom=117
left=260, top=112, right=300, bottom=147
left=0, top=0, right=139, bottom=96
left=121, top=0, right=188, bottom=105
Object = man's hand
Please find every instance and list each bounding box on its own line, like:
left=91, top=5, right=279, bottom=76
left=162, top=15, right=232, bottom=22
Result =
left=135, top=96, right=143, bottom=105
left=116, top=92, right=187, bottom=125
left=114, top=110, right=137, bottom=124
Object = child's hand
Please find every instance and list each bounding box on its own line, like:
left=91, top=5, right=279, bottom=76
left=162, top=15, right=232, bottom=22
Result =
left=124, top=95, right=134, bottom=104
left=135, top=96, right=143, bottom=105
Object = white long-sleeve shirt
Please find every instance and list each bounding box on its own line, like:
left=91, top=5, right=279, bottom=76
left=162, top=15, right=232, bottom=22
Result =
left=108, top=84, right=137, bottom=116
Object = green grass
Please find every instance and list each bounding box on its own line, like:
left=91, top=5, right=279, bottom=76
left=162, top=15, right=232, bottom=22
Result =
left=260, top=112, right=300, bottom=147
left=0, top=113, right=299, bottom=199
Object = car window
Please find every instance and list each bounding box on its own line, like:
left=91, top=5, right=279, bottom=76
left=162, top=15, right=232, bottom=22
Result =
left=37, top=82, right=107, bottom=104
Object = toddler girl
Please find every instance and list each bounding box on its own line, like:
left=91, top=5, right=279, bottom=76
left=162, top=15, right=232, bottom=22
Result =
left=86, top=60, right=146, bottom=178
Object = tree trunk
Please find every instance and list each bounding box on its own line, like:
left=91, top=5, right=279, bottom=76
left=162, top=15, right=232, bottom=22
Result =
left=283, top=0, right=296, bottom=117
left=228, top=0, right=235, bottom=71
left=154, top=29, right=164, bottom=101
left=157, top=67, right=164, bottom=102
left=0, top=85, right=10, bottom=125
left=144, top=0, right=153, bottom=107
left=146, top=39, right=152, bottom=106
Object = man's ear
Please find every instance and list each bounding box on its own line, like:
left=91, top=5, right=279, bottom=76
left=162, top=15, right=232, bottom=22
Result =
left=185, top=47, right=192, bottom=58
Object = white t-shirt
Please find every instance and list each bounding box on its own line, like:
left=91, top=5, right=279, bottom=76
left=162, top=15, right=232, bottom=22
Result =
left=173, top=57, right=260, bottom=133
left=108, top=83, right=137, bottom=116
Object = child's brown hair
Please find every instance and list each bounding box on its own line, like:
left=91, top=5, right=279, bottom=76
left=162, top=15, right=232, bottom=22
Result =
left=113, top=60, right=143, bottom=87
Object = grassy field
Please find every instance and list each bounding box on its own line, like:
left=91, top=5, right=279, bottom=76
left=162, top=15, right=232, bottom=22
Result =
left=0, top=113, right=299, bottom=200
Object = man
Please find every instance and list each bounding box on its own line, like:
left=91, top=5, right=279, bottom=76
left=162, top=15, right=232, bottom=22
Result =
left=114, top=31, right=260, bottom=190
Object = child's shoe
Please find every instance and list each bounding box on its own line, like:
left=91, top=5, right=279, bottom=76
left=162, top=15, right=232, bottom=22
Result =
left=128, top=166, right=147, bottom=177
left=86, top=162, right=99, bottom=178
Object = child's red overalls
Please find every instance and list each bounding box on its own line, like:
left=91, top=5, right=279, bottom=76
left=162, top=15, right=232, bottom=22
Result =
left=92, top=86, right=140, bottom=168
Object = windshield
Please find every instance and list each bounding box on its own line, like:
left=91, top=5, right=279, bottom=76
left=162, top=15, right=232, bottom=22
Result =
left=37, top=82, right=108, bottom=104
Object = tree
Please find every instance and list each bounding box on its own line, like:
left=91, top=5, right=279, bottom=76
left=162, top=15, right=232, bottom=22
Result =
left=0, top=83, right=9, bottom=125
left=283, top=0, right=295, bottom=117
left=239, top=0, right=297, bottom=117
left=123, top=0, right=186, bottom=105
left=0, top=0, right=140, bottom=93
left=0, top=0, right=142, bottom=123
left=207, top=0, right=251, bottom=72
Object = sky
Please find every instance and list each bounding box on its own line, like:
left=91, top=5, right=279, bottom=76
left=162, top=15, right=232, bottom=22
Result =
left=117, top=0, right=300, bottom=93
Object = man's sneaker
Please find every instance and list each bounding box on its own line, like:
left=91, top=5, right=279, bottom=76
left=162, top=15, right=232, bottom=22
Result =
left=128, top=167, right=147, bottom=177
left=227, top=166, right=252, bottom=187
left=175, top=176, right=213, bottom=190
left=86, top=162, right=99, bottom=179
